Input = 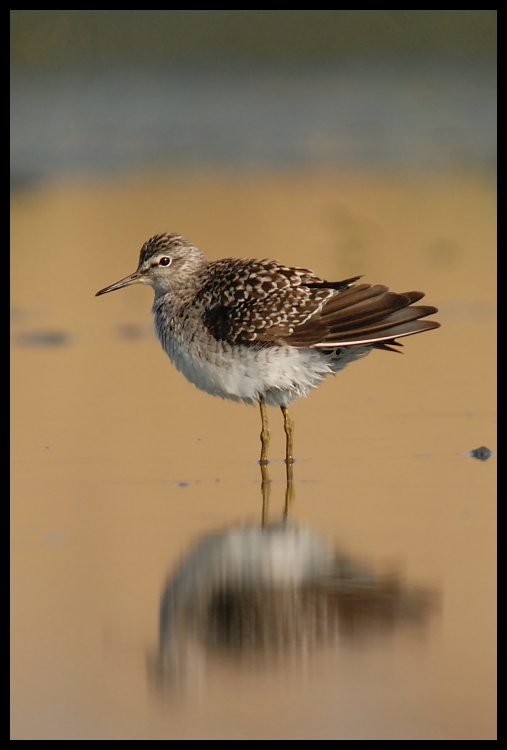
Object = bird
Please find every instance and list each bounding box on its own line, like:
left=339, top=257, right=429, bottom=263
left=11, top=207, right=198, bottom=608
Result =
left=96, top=232, right=440, bottom=476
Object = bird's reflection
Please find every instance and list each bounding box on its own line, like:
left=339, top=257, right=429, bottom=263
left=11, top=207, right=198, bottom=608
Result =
left=260, top=454, right=294, bottom=525
left=151, top=470, right=437, bottom=693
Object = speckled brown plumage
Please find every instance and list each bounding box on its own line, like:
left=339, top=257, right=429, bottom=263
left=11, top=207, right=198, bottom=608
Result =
left=196, top=258, right=438, bottom=348
left=134, top=233, right=439, bottom=349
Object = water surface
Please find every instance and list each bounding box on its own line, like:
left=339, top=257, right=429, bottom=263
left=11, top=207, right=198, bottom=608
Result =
left=11, top=169, right=496, bottom=739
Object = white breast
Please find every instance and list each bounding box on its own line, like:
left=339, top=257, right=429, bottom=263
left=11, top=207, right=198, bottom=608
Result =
left=166, top=337, right=329, bottom=405
left=155, top=305, right=372, bottom=407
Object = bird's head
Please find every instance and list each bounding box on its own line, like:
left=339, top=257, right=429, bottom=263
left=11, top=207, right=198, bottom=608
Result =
left=96, top=233, right=206, bottom=297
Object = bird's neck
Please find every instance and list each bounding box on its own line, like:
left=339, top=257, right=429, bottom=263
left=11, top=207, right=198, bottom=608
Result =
left=152, top=268, right=207, bottom=316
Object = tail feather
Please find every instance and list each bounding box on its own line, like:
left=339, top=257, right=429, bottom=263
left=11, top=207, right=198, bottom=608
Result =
left=285, top=280, right=440, bottom=348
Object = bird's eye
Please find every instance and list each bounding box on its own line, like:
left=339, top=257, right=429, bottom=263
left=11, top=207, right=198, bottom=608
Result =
left=159, top=257, right=172, bottom=266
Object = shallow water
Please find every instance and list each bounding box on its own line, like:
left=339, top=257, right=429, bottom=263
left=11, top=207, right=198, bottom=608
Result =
left=11, top=170, right=496, bottom=739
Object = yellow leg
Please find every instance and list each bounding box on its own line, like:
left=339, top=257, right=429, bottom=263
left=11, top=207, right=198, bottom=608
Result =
left=259, top=398, right=271, bottom=468
left=281, top=405, right=294, bottom=484
left=259, top=398, right=271, bottom=525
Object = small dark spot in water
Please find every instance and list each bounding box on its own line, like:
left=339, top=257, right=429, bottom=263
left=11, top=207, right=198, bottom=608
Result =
left=174, top=481, right=191, bottom=488
left=16, top=330, right=70, bottom=347
left=469, top=446, right=494, bottom=461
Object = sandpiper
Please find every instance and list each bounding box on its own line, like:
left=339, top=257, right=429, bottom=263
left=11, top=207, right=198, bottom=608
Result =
left=96, top=232, right=440, bottom=473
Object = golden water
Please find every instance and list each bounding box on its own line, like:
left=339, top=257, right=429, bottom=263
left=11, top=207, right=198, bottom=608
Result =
left=11, top=170, right=496, bottom=739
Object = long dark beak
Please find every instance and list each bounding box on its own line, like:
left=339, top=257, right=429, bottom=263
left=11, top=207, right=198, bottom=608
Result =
left=96, top=271, right=141, bottom=296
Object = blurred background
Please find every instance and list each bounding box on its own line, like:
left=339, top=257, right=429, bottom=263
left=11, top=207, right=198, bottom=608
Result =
left=11, top=10, right=496, bottom=184
left=11, top=11, right=496, bottom=740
